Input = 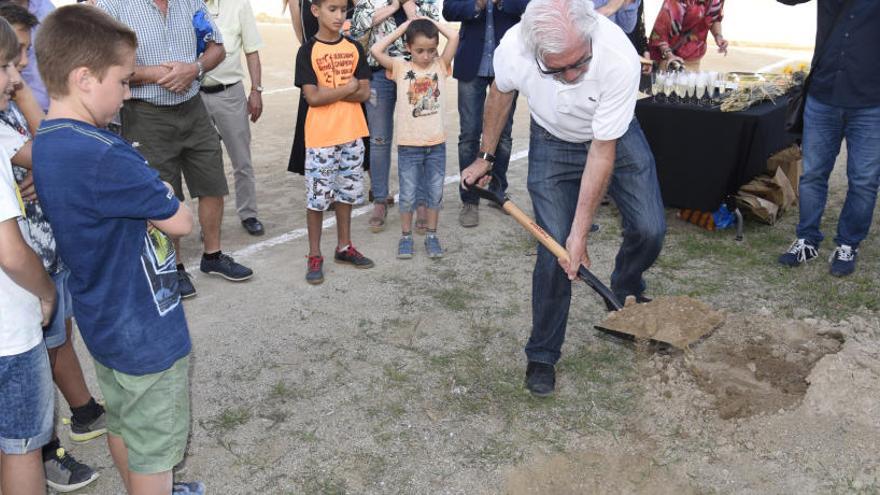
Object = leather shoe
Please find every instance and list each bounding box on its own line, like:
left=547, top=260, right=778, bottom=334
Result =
left=241, top=217, right=264, bottom=236
left=525, top=361, right=555, bottom=397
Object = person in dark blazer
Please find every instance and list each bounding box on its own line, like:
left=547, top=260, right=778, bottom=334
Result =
left=443, top=0, right=529, bottom=228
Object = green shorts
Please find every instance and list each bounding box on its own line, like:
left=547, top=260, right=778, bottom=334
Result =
left=121, top=95, right=228, bottom=200
left=93, top=356, right=190, bottom=474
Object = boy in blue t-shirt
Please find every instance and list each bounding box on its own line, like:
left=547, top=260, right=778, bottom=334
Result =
left=31, top=6, right=204, bottom=494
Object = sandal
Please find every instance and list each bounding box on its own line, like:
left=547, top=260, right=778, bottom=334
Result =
left=368, top=203, right=387, bottom=233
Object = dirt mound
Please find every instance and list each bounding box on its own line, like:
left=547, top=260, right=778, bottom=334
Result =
left=686, top=314, right=843, bottom=419
left=598, top=296, right=725, bottom=348
left=503, top=450, right=696, bottom=495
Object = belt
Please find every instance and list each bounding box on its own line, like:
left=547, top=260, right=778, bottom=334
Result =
left=200, top=81, right=240, bottom=94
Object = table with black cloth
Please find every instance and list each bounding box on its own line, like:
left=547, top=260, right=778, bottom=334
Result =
left=635, top=96, right=798, bottom=212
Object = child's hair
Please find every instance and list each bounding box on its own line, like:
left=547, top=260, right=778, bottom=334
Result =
left=0, top=17, right=17, bottom=65
left=0, top=3, right=38, bottom=30
left=404, top=19, right=439, bottom=45
left=35, top=4, right=137, bottom=98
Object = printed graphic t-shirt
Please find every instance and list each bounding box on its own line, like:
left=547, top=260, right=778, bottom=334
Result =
left=0, top=149, right=43, bottom=357
left=32, top=119, right=190, bottom=376
left=392, top=58, right=448, bottom=146
left=294, top=35, right=370, bottom=149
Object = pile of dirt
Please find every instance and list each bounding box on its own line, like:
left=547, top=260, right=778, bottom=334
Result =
left=598, top=296, right=725, bottom=349
left=685, top=314, right=844, bottom=419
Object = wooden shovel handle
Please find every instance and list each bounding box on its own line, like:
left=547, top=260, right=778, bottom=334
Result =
left=501, top=201, right=570, bottom=261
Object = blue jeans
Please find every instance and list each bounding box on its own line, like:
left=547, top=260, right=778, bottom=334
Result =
left=365, top=70, right=396, bottom=203
left=0, top=342, right=54, bottom=454
left=797, top=96, right=880, bottom=248
left=398, top=143, right=447, bottom=213
left=457, top=76, right=516, bottom=204
left=525, top=118, right=666, bottom=365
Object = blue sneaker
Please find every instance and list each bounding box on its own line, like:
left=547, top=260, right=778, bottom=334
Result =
left=172, top=481, right=206, bottom=494
left=200, top=253, right=253, bottom=281
left=397, top=235, right=414, bottom=259
left=425, top=234, right=443, bottom=259
left=778, top=238, right=818, bottom=267
left=829, top=244, right=857, bottom=277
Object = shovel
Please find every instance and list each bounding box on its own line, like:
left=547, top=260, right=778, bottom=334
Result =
left=471, top=176, right=724, bottom=349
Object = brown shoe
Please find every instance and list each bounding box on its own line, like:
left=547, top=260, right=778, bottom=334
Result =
left=459, top=203, right=478, bottom=228
left=368, top=203, right=387, bottom=233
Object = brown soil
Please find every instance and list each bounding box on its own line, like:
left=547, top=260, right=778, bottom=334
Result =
left=598, top=296, right=726, bottom=349
left=685, top=314, right=844, bottom=419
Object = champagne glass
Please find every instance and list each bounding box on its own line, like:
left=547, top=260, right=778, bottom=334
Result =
left=651, top=72, right=663, bottom=100
left=695, top=72, right=708, bottom=106
left=687, top=72, right=698, bottom=105
left=708, top=71, right=719, bottom=100
left=663, top=72, right=675, bottom=103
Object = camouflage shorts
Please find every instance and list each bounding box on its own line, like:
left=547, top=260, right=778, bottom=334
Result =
left=305, top=139, right=366, bottom=211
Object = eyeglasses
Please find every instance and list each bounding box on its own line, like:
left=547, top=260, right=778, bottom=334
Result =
left=535, top=41, right=593, bottom=76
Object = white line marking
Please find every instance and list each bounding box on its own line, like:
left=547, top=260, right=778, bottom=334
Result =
left=187, top=148, right=530, bottom=270
left=263, top=86, right=297, bottom=96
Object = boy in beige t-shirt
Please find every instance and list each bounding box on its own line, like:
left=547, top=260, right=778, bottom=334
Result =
left=371, top=19, right=458, bottom=259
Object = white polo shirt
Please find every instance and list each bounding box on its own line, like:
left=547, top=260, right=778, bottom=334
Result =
left=493, top=14, right=640, bottom=143
left=203, top=0, right=264, bottom=86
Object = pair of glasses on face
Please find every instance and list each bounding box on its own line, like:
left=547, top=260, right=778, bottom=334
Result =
left=535, top=40, right=593, bottom=76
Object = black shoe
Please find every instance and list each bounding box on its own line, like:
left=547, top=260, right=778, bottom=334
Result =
left=177, top=268, right=197, bottom=299
left=241, top=217, right=264, bottom=236
left=525, top=361, right=555, bottom=397
left=200, top=253, right=254, bottom=281
left=44, top=447, right=99, bottom=492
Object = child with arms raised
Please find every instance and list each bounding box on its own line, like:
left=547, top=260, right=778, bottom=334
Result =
left=371, top=19, right=458, bottom=258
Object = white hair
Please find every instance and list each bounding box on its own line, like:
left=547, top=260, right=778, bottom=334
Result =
left=521, top=0, right=598, bottom=60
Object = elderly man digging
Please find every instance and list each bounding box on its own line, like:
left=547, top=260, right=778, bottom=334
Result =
left=462, top=0, right=665, bottom=397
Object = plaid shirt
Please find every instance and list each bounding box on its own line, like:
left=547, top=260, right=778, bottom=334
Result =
left=98, top=0, right=224, bottom=106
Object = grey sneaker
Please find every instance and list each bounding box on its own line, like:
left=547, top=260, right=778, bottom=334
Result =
left=44, top=448, right=99, bottom=493
left=173, top=481, right=206, bottom=494
left=459, top=203, right=479, bottom=228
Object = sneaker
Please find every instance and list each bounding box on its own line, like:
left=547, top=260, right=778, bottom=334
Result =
left=778, top=238, right=819, bottom=267
left=829, top=244, right=858, bottom=277
left=306, top=255, right=324, bottom=285
left=334, top=245, right=375, bottom=269
left=177, top=268, right=197, bottom=299
left=459, top=203, right=479, bottom=228
left=241, top=217, right=265, bottom=236
left=63, top=410, right=107, bottom=443
left=172, top=481, right=206, bottom=495
left=44, top=448, right=99, bottom=493
left=398, top=235, right=414, bottom=259
left=200, top=253, right=254, bottom=281
left=425, top=234, right=443, bottom=259
left=525, top=362, right=556, bottom=397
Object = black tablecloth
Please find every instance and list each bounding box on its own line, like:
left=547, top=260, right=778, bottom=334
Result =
left=635, top=97, right=798, bottom=211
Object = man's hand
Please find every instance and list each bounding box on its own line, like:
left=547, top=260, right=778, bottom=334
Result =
left=562, top=228, right=590, bottom=281
left=19, top=172, right=37, bottom=202
left=715, top=34, right=729, bottom=55
left=460, top=158, right=492, bottom=190
left=39, top=292, right=56, bottom=328
left=248, top=91, right=263, bottom=122
left=157, top=62, right=199, bottom=94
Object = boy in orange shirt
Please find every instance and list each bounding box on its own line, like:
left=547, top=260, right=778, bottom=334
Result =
left=294, top=0, right=373, bottom=284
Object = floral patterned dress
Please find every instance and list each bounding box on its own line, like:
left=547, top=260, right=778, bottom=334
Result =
left=648, top=0, right=724, bottom=63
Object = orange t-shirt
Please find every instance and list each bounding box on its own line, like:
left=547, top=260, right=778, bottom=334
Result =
left=294, top=36, right=371, bottom=149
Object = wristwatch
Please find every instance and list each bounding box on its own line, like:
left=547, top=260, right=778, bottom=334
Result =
left=252, top=85, right=264, bottom=93
left=477, top=151, right=496, bottom=170
left=196, top=61, right=204, bottom=80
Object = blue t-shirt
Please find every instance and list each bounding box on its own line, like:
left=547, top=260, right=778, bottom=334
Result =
left=32, top=119, right=190, bottom=375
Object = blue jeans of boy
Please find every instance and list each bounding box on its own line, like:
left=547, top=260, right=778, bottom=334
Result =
left=525, top=118, right=666, bottom=366
left=457, top=76, right=516, bottom=204
left=365, top=71, right=396, bottom=203
left=398, top=144, right=446, bottom=213
left=796, top=95, right=880, bottom=249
